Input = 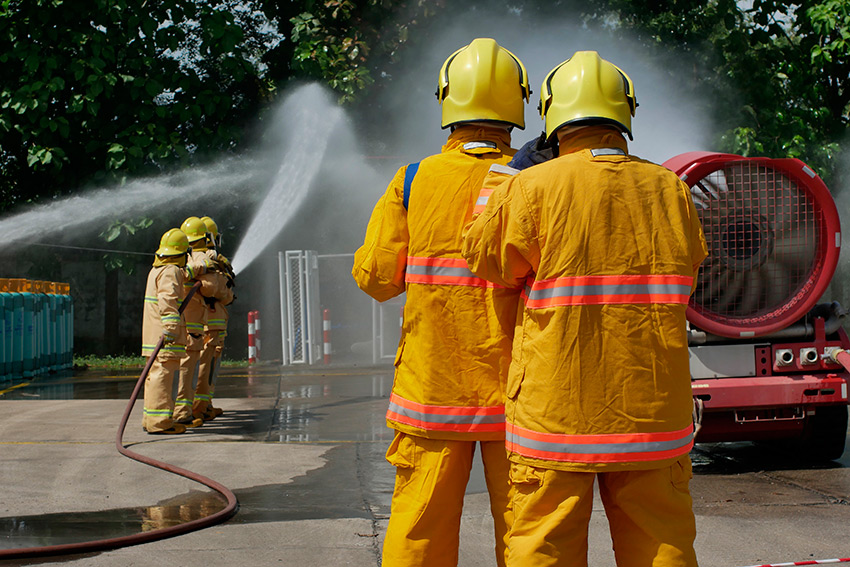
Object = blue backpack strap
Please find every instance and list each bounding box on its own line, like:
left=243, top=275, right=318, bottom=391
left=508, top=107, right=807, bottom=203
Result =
left=403, top=161, right=420, bottom=210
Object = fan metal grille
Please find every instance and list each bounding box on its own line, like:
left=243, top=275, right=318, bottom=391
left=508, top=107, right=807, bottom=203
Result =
left=690, top=161, right=821, bottom=326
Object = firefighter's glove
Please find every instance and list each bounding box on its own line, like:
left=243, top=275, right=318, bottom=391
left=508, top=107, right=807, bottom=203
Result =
left=508, top=132, right=557, bottom=170
left=162, top=332, right=177, bottom=345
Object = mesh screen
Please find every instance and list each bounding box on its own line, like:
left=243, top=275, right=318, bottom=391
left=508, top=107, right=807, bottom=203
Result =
left=690, top=161, right=820, bottom=324
left=288, top=256, right=304, bottom=361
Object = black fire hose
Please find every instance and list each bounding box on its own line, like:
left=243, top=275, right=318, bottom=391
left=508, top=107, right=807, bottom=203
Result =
left=0, top=282, right=239, bottom=560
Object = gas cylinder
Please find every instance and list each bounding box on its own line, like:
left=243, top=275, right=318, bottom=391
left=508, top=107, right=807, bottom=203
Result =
left=8, top=279, right=25, bottom=377
left=20, top=280, right=36, bottom=378
left=0, top=279, right=8, bottom=382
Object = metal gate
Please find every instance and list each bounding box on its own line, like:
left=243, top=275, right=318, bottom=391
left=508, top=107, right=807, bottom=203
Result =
left=279, top=250, right=322, bottom=365
left=372, top=296, right=404, bottom=364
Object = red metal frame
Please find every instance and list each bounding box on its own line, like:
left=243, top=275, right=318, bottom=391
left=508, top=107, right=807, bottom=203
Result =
left=663, top=152, right=842, bottom=338
left=692, top=327, right=850, bottom=442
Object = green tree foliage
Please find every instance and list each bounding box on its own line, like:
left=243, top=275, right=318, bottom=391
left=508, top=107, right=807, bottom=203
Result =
left=262, top=0, right=441, bottom=103
left=586, top=0, right=849, bottom=181
left=99, top=217, right=153, bottom=274
left=0, top=0, right=280, bottom=209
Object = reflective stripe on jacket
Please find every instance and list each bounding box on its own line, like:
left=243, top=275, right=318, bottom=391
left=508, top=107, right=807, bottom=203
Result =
left=523, top=274, right=693, bottom=308
left=352, top=126, right=522, bottom=441
left=462, top=127, right=708, bottom=470
left=388, top=393, right=506, bottom=434
left=405, top=256, right=503, bottom=288
left=506, top=422, right=695, bottom=464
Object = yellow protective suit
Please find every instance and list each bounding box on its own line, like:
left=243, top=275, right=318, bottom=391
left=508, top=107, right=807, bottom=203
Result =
left=174, top=248, right=217, bottom=423
left=352, top=126, right=523, bottom=567
left=141, top=260, right=187, bottom=433
left=194, top=250, right=234, bottom=419
left=462, top=126, right=707, bottom=567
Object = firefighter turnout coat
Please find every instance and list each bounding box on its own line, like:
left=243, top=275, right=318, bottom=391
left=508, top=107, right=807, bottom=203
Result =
left=142, top=262, right=186, bottom=357
left=352, top=126, right=523, bottom=441
left=462, top=127, right=708, bottom=471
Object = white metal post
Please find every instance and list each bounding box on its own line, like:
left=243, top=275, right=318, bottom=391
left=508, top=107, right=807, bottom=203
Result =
left=278, top=252, right=289, bottom=366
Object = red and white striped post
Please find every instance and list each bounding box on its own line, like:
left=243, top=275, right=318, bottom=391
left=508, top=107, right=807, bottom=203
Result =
left=248, top=310, right=259, bottom=364
left=323, top=308, right=331, bottom=365
left=254, top=311, right=261, bottom=361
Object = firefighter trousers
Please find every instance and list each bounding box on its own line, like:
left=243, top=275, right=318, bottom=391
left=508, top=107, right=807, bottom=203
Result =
left=382, top=431, right=512, bottom=567
left=142, top=351, right=181, bottom=432
left=175, top=334, right=203, bottom=422
left=194, top=329, right=224, bottom=418
left=506, top=455, right=698, bottom=567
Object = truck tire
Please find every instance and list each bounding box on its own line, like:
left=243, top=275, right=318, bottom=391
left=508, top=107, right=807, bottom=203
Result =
left=802, top=405, right=848, bottom=462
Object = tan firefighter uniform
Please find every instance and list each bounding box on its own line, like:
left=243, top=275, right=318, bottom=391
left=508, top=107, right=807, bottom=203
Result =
left=141, top=260, right=187, bottom=433
left=174, top=246, right=217, bottom=424
left=353, top=125, right=523, bottom=567
left=194, top=250, right=234, bottom=420
left=463, top=125, right=708, bottom=567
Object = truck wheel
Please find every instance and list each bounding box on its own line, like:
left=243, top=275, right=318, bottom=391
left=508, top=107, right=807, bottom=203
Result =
left=803, top=405, right=848, bottom=462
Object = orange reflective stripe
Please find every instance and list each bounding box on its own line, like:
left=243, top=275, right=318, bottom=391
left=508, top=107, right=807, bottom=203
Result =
left=523, top=274, right=693, bottom=308
left=387, top=393, right=505, bottom=433
left=506, top=422, right=694, bottom=463
left=473, top=187, right=494, bottom=215
left=405, top=256, right=504, bottom=288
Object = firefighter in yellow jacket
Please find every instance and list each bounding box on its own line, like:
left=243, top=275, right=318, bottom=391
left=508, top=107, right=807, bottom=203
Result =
left=173, top=216, right=221, bottom=427
left=193, top=216, right=235, bottom=421
left=352, top=38, right=529, bottom=567
left=462, top=51, right=708, bottom=567
left=141, top=228, right=191, bottom=435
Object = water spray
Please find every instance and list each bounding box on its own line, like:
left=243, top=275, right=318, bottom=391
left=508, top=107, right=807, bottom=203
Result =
left=230, top=84, right=345, bottom=275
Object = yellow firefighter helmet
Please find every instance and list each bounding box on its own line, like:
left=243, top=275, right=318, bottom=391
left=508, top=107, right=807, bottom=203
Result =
left=180, top=216, right=208, bottom=245
left=436, top=37, right=530, bottom=130
left=200, top=216, right=218, bottom=238
left=201, top=216, right=221, bottom=249
left=156, top=228, right=189, bottom=257
left=539, top=50, right=638, bottom=140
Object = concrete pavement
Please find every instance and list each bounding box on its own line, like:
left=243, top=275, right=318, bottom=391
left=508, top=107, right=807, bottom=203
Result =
left=0, top=365, right=849, bottom=566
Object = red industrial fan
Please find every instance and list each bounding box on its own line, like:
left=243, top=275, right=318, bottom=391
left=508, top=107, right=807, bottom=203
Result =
left=663, top=152, right=842, bottom=338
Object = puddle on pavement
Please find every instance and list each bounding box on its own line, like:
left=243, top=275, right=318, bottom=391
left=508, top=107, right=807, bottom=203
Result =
left=0, top=491, right=226, bottom=549
left=692, top=441, right=848, bottom=474
left=0, top=366, right=282, bottom=400
left=268, top=372, right=395, bottom=443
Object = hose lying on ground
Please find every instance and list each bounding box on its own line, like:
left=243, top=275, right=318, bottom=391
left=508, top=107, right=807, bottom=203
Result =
left=0, top=282, right=239, bottom=560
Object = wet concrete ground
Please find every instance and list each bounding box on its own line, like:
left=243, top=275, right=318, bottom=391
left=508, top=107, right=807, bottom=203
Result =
left=1, top=365, right=849, bottom=566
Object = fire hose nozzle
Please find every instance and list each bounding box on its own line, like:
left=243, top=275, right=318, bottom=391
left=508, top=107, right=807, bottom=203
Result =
left=822, top=346, right=846, bottom=364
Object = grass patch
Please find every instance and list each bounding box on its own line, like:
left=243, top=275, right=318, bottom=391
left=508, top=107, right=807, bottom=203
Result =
left=73, top=355, right=250, bottom=369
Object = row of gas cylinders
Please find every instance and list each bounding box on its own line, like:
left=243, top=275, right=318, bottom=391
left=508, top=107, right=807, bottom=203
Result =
left=0, top=278, right=74, bottom=382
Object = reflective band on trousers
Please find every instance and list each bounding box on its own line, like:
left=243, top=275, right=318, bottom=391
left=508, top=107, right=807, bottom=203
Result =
left=507, top=422, right=695, bottom=463
left=387, top=393, right=505, bottom=433
left=406, top=256, right=503, bottom=288
left=523, top=274, right=693, bottom=308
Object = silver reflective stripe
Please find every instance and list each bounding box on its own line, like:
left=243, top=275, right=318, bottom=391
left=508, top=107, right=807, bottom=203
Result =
left=526, top=282, right=692, bottom=300
left=590, top=147, right=626, bottom=157
left=507, top=430, right=694, bottom=455
left=463, top=141, right=497, bottom=151
left=489, top=163, right=520, bottom=175
left=476, top=195, right=490, bottom=207
left=388, top=400, right=505, bottom=425
left=406, top=264, right=478, bottom=279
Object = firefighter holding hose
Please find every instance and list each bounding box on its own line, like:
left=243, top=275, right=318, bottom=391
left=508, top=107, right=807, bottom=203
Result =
left=193, top=215, right=235, bottom=421
left=462, top=51, right=708, bottom=567
left=141, top=228, right=191, bottom=435
left=176, top=216, right=233, bottom=426
left=352, top=38, right=529, bottom=567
